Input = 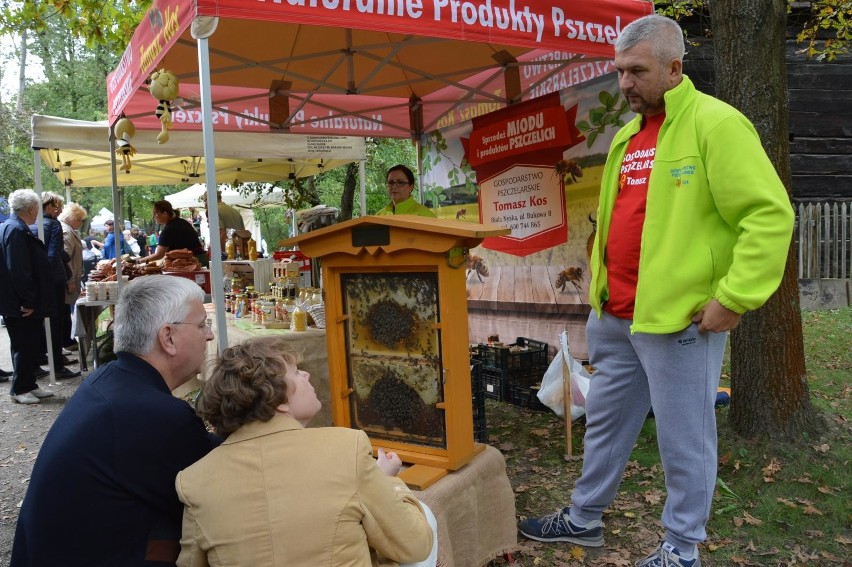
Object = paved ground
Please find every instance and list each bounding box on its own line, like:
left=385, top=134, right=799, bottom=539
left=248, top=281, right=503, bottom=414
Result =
left=0, top=322, right=88, bottom=562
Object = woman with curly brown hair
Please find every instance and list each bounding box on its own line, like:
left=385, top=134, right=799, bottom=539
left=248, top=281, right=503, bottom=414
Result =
left=176, top=336, right=436, bottom=567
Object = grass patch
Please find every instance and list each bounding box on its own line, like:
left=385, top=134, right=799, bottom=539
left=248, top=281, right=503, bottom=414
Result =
left=486, top=307, right=851, bottom=566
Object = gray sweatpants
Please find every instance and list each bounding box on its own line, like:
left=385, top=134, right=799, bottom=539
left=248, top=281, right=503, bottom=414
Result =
left=569, top=311, right=727, bottom=550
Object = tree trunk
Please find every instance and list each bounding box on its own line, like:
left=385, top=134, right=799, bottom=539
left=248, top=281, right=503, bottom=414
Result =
left=16, top=30, right=27, bottom=112
left=339, top=162, right=359, bottom=221
left=709, top=0, right=820, bottom=438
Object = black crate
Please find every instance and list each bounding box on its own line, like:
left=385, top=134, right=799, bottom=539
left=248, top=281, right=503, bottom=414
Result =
left=478, top=337, right=548, bottom=375
left=508, top=382, right=550, bottom=412
left=470, top=361, right=488, bottom=443
left=481, top=367, right=508, bottom=401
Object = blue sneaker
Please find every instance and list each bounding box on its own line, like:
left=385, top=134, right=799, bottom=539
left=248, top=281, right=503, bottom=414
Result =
left=635, top=542, right=701, bottom=567
left=518, top=507, right=604, bottom=547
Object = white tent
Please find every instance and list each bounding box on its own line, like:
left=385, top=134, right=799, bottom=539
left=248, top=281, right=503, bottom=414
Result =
left=32, top=114, right=365, bottom=188
left=164, top=183, right=290, bottom=209
left=89, top=208, right=114, bottom=232
left=164, top=183, right=290, bottom=247
left=32, top=113, right=367, bottom=352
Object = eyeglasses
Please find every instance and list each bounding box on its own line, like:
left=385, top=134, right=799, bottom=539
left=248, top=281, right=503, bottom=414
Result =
left=170, top=318, right=213, bottom=332
left=386, top=180, right=410, bottom=188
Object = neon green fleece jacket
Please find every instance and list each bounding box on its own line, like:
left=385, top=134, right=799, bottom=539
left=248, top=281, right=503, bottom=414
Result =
left=376, top=196, right=436, bottom=218
left=589, top=76, right=794, bottom=334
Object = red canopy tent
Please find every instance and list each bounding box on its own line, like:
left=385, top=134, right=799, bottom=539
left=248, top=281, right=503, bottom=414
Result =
left=106, top=0, right=653, bottom=350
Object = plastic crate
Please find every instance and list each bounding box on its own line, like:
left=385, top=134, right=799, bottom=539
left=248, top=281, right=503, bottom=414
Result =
left=478, top=337, right=548, bottom=374
left=480, top=367, right=507, bottom=401
left=470, top=360, right=488, bottom=443
left=508, top=382, right=550, bottom=412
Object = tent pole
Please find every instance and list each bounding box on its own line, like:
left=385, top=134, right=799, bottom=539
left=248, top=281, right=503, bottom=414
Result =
left=109, top=128, right=126, bottom=299
left=197, top=33, right=229, bottom=354
left=359, top=159, right=367, bottom=217
left=32, top=150, right=58, bottom=386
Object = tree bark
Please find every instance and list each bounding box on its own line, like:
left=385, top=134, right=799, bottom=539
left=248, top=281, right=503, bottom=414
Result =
left=709, top=0, right=820, bottom=438
left=339, top=162, right=358, bottom=221
left=16, top=30, right=27, bottom=112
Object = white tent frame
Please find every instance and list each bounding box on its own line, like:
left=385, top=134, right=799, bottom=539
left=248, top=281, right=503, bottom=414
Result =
left=31, top=114, right=367, bottom=354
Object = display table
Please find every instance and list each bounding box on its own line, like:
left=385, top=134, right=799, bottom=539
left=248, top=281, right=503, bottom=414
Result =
left=72, top=297, right=116, bottom=371
left=413, top=445, right=517, bottom=567
left=202, top=307, right=332, bottom=427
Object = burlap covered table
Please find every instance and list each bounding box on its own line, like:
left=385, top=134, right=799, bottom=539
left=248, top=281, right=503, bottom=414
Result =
left=413, top=445, right=518, bottom=567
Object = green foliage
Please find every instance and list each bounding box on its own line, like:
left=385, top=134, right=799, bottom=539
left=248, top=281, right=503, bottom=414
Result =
left=420, top=129, right=477, bottom=207
left=0, top=0, right=149, bottom=54
left=0, top=104, right=33, bottom=195
left=797, top=1, right=852, bottom=61
left=575, top=90, right=630, bottom=148
left=655, top=0, right=706, bottom=21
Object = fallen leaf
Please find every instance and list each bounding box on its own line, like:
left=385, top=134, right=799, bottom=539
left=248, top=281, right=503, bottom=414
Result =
left=761, top=458, right=781, bottom=476
left=530, top=429, right=549, bottom=437
left=805, top=529, right=824, bottom=538
left=812, top=443, right=830, bottom=453
left=776, top=497, right=797, bottom=508
left=742, top=511, right=763, bottom=526
left=802, top=505, right=823, bottom=516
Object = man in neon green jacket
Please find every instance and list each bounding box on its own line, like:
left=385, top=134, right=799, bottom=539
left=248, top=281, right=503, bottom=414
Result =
left=376, top=164, right=436, bottom=218
left=519, top=15, right=794, bottom=567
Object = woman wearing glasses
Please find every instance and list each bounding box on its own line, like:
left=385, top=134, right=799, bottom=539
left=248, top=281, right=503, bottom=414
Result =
left=376, top=164, right=436, bottom=218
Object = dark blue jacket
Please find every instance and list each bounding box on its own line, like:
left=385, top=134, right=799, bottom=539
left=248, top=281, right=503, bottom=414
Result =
left=29, top=214, right=66, bottom=285
left=0, top=215, right=55, bottom=318
left=11, top=353, right=221, bottom=566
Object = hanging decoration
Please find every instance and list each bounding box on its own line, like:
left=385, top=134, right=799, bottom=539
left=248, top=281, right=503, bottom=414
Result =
left=148, top=69, right=179, bottom=144
left=114, top=117, right=137, bottom=172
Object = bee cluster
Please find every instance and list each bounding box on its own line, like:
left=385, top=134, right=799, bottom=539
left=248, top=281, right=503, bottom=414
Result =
left=366, top=371, right=424, bottom=430
left=363, top=300, right=418, bottom=349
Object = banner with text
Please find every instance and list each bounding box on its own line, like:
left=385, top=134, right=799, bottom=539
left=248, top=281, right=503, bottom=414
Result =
left=463, top=92, right=585, bottom=256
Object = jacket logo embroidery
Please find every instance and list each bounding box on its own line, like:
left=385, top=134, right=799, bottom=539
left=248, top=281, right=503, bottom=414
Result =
left=670, top=165, right=696, bottom=187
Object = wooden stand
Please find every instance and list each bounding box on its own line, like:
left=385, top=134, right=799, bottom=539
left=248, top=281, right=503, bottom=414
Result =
left=285, top=217, right=509, bottom=487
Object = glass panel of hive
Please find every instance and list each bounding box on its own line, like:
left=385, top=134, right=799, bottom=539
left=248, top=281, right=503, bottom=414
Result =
left=341, top=272, right=446, bottom=448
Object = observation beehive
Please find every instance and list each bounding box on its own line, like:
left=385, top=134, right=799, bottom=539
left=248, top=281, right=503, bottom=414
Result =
left=285, top=216, right=509, bottom=489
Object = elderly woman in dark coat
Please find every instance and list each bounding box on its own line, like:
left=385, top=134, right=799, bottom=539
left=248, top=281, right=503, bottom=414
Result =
left=29, top=192, right=80, bottom=380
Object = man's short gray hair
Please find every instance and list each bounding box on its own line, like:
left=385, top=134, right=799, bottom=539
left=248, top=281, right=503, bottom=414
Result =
left=8, top=189, right=40, bottom=215
left=113, top=275, right=204, bottom=355
left=615, top=14, right=685, bottom=65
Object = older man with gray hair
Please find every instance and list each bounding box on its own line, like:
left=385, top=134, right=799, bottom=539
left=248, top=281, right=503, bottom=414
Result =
left=0, top=189, right=56, bottom=403
left=11, top=275, right=221, bottom=566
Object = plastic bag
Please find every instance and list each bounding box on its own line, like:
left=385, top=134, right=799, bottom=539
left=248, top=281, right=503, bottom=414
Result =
left=537, top=331, right=591, bottom=420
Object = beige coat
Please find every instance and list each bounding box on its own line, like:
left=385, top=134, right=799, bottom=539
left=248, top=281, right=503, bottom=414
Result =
left=176, top=414, right=433, bottom=566
left=60, top=220, right=83, bottom=304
